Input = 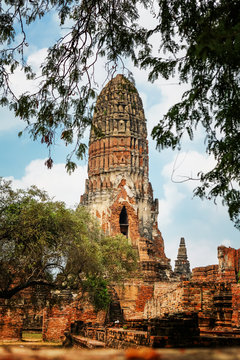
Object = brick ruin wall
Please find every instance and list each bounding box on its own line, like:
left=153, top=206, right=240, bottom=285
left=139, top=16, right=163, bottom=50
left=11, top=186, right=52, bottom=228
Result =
left=1, top=282, right=240, bottom=342
left=142, top=281, right=240, bottom=332
left=140, top=246, right=240, bottom=336
left=114, top=281, right=155, bottom=320
left=191, top=265, right=219, bottom=282
left=0, top=286, right=47, bottom=341
left=1, top=246, right=240, bottom=342
left=0, top=291, right=106, bottom=342
left=0, top=305, right=23, bottom=341
left=232, top=284, right=240, bottom=328
left=192, top=246, right=240, bottom=283
left=43, top=300, right=106, bottom=342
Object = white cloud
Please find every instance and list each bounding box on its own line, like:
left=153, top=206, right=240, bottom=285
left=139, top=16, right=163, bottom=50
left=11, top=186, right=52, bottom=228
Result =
left=6, top=159, right=87, bottom=208
left=27, top=48, right=48, bottom=72
left=155, top=151, right=233, bottom=269
left=221, top=238, right=231, bottom=247
left=188, top=238, right=218, bottom=268
left=0, top=47, right=49, bottom=132
left=145, top=81, right=190, bottom=134
left=162, top=151, right=216, bottom=192
left=0, top=107, right=23, bottom=132
left=8, top=48, right=48, bottom=98
left=158, top=183, right=186, bottom=227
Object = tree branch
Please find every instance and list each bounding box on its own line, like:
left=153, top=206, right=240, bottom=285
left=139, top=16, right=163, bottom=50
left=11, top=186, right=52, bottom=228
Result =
left=0, top=279, right=55, bottom=300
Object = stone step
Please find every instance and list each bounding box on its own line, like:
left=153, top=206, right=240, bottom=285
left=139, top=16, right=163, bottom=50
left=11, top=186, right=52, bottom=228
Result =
left=71, top=335, right=105, bottom=349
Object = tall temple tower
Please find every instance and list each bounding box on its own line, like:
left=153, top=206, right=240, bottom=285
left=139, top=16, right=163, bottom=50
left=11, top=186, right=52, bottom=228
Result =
left=81, top=74, right=171, bottom=280
left=174, top=237, right=191, bottom=280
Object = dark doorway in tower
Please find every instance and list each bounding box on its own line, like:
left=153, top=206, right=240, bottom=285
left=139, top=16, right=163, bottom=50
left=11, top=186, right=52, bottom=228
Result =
left=119, top=206, right=129, bottom=237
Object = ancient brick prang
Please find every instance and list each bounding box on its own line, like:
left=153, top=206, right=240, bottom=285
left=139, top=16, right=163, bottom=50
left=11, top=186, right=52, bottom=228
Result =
left=174, top=237, right=191, bottom=280
left=80, top=74, right=171, bottom=280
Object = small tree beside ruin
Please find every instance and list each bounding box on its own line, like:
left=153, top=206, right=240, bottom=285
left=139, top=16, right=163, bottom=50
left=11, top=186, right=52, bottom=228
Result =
left=0, top=178, right=137, bottom=307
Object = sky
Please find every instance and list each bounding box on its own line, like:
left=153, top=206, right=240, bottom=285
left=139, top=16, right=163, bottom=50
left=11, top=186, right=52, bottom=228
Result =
left=0, top=5, right=239, bottom=270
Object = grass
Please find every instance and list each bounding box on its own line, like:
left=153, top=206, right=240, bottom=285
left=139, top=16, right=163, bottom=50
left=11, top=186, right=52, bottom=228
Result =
left=21, top=331, right=42, bottom=341
left=0, top=331, right=62, bottom=347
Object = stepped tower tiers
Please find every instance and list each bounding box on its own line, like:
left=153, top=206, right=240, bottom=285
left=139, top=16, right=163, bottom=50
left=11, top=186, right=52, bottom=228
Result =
left=80, top=74, right=172, bottom=280
left=174, top=237, right=191, bottom=280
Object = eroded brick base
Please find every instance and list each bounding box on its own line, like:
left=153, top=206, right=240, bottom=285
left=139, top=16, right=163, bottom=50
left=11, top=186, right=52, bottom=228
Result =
left=0, top=306, right=23, bottom=341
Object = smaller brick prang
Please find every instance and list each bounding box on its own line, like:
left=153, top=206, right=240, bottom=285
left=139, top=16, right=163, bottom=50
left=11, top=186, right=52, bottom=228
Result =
left=174, top=237, right=191, bottom=280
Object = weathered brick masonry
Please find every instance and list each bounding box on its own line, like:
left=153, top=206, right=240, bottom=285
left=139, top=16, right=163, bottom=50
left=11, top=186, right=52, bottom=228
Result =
left=42, top=294, right=107, bottom=342
left=0, top=305, right=23, bottom=341
left=142, top=246, right=240, bottom=338
left=80, top=74, right=172, bottom=280
left=0, top=286, right=47, bottom=341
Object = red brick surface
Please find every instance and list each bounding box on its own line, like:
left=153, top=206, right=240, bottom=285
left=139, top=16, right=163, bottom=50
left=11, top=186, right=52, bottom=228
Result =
left=43, top=299, right=106, bottom=342
left=0, top=306, right=23, bottom=341
left=135, top=286, right=154, bottom=312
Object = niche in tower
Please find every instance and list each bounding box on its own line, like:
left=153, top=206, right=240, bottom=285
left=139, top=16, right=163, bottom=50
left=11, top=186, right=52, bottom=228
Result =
left=119, top=206, right=129, bottom=237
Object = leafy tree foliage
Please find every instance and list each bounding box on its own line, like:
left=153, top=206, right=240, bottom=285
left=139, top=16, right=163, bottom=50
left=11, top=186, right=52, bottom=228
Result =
left=0, top=0, right=150, bottom=171
left=0, top=178, right=137, bottom=303
left=1, top=0, right=240, bottom=227
left=83, top=276, right=110, bottom=311
left=144, top=0, right=240, bottom=230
